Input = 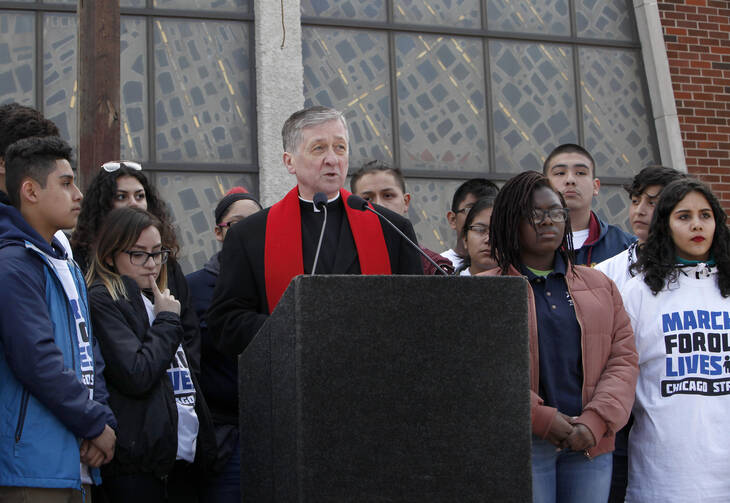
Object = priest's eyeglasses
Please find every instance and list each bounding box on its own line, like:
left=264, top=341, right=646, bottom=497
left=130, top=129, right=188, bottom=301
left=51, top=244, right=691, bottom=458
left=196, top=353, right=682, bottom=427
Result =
left=531, top=208, right=569, bottom=224
left=123, top=249, right=170, bottom=266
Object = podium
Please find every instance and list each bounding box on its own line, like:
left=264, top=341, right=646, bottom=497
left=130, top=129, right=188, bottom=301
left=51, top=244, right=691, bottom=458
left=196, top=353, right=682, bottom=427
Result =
left=239, top=275, right=531, bottom=502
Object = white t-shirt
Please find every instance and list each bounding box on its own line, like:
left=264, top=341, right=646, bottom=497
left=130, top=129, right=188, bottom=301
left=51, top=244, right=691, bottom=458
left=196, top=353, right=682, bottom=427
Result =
left=46, top=254, right=92, bottom=484
left=570, top=228, right=590, bottom=250
left=595, top=243, right=638, bottom=293
left=459, top=268, right=471, bottom=276
left=142, top=295, right=199, bottom=463
left=440, top=248, right=464, bottom=271
left=54, top=230, right=73, bottom=259
left=622, top=265, right=730, bottom=502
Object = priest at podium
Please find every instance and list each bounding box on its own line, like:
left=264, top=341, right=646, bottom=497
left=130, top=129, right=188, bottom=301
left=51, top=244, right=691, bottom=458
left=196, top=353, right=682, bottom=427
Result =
left=208, top=106, right=423, bottom=356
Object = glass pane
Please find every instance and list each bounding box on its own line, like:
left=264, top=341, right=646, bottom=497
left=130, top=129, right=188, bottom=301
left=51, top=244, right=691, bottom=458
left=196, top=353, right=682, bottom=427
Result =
left=43, top=0, right=76, bottom=4
left=580, top=47, right=658, bottom=178
left=44, top=13, right=77, bottom=147
left=121, top=0, right=146, bottom=7
left=594, top=184, right=631, bottom=234
left=303, top=27, right=392, bottom=165
left=301, top=0, right=385, bottom=22
left=121, top=16, right=148, bottom=161
left=0, top=12, right=35, bottom=106
left=154, top=19, right=253, bottom=164
left=153, top=0, right=250, bottom=12
left=396, top=34, right=488, bottom=172
left=577, top=0, right=635, bottom=42
left=394, top=0, right=480, bottom=28
left=152, top=171, right=258, bottom=274
left=406, top=177, right=466, bottom=254
left=486, top=0, right=569, bottom=36
left=490, top=41, right=577, bottom=173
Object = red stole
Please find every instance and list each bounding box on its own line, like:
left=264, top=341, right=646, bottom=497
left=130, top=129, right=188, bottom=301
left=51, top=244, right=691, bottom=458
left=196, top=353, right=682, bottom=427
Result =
left=264, top=187, right=391, bottom=313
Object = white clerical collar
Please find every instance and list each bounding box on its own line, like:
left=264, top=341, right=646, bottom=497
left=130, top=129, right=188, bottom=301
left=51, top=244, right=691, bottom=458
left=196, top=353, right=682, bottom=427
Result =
left=299, top=192, right=340, bottom=212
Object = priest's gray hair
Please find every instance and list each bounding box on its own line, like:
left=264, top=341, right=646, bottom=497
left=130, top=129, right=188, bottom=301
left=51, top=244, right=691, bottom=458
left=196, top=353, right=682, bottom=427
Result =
left=281, top=106, right=348, bottom=153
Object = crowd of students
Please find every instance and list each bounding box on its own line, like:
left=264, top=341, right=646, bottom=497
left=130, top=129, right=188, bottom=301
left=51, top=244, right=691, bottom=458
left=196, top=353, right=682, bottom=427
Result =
left=0, top=101, right=728, bottom=503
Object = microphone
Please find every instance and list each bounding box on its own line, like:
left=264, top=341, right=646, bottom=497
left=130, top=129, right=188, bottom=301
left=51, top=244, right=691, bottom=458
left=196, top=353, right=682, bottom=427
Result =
left=346, top=194, right=449, bottom=276
left=310, top=192, right=328, bottom=275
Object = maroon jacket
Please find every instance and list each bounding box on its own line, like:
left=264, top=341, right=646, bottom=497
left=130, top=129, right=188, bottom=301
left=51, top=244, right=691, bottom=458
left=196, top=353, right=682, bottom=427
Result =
left=482, top=264, right=638, bottom=458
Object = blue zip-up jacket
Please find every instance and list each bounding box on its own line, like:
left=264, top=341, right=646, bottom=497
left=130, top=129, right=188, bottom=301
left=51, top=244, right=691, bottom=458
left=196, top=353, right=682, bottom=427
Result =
left=0, top=204, right=116, bottom=490
left=574, top=211, right=636, bottom=267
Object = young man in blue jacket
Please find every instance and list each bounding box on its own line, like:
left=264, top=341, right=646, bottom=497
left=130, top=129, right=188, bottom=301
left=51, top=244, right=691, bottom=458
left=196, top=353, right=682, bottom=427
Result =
left=543, top=144, right=635, bottom=266
left=0, top=136, right=117, bottom=502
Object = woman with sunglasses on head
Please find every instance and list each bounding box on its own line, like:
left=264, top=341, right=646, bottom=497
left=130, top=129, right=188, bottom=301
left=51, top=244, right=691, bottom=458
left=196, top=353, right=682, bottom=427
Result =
left=86, top=207, right=215, bottom=502
left=481, top=171, right=638, bottom=503
left=456, top=196, right=498, bottom=276
left=621, top=179, right=730, bottom=502
left=71, top=161, right=177, bottom=272
left=71, top=161, right=202, bottom=417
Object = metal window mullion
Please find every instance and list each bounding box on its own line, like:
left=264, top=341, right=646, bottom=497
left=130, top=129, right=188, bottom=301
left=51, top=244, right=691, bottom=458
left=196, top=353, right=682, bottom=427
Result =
left=146, top=13, right=156, bottom=165
left=483, top=38, right=495, bottom=176
left=248, top=19, right=258, bottom=171
left=387, top=30, right=401, bottom=171
left=35, top=9, right=42, bottom=110
left=569, top=0, right=585, bottom=147
left=480, top=0, right=494, bottom=175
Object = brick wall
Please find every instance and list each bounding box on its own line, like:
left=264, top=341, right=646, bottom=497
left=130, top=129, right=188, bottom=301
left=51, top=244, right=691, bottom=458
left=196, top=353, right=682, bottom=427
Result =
left=659, top=0, right=730, bottom=206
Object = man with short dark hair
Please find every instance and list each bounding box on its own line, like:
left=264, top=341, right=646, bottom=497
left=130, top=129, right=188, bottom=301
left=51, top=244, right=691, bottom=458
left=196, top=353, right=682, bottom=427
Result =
left=440, top=178, right=499, bottom=271
left=543, top=143, right=634, bottom=266
left=596, top=165, right=686, bottom=291
left=350, top=160, right=453, bottom=275
left=208, top=107, right=423, bottom=356
left=0, top=103, right=73, bottom=256
left=0, top=136, right=117, bottom=502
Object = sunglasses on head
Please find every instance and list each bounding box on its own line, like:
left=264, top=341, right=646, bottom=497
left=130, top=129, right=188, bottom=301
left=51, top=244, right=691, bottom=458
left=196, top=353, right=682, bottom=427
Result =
left=102, top=161, right=142, bottom=172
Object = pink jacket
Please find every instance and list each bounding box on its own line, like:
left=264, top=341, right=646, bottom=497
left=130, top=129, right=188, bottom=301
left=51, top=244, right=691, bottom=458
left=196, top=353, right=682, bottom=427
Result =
left=481, top=263, right=638, bottom=458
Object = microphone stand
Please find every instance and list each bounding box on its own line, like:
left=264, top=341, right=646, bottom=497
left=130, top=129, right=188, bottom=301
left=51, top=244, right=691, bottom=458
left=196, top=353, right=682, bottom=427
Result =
left=346, top=194, right=449, bottom=276
left=310, top=192, right=328, bottom=275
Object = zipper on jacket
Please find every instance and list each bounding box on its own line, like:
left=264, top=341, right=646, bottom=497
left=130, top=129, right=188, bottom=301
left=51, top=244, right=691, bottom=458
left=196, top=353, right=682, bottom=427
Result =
left=15, top=390, right=30, bottom=442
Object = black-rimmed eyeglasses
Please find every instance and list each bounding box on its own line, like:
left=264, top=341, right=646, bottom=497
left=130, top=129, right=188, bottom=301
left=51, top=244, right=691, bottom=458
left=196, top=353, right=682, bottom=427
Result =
left=102, top=161, right=142, bottom=172
left=531, top=208, right=569, bottom=224
left=123, top=249, right=170, bottom=266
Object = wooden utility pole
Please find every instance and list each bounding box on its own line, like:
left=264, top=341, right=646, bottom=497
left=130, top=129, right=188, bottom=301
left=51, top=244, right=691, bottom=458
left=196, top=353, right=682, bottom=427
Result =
left=77, top=0, right=120, bottom=190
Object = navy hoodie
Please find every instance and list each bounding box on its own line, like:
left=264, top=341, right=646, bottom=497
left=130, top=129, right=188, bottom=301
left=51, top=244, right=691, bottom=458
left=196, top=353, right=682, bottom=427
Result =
left=0, top=204, right=116, bottom=489
left=574, top=211, right=636, bottom=267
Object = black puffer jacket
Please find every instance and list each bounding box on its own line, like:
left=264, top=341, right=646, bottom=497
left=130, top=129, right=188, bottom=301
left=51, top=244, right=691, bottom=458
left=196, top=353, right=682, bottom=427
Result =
left=88, top=274, right=216, bottom=478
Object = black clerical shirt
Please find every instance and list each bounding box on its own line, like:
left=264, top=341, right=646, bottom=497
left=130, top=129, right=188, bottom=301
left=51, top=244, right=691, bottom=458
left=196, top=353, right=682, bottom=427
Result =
left=300, top=195, right=346, bottom=274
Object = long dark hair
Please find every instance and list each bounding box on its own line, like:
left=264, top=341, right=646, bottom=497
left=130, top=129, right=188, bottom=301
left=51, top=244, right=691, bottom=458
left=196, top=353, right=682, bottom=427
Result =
left=86, top=207, right=168, bottom=301
left=631, top=178, right=730, bottom=296
left=490, top=170, right=574, bottom=274
left=71, top=166, right=178, bottom=261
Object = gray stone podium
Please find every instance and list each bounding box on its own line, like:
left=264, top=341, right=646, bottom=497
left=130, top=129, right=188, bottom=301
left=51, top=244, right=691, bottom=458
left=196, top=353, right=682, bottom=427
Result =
left=239, top=275, right=531, bottom=502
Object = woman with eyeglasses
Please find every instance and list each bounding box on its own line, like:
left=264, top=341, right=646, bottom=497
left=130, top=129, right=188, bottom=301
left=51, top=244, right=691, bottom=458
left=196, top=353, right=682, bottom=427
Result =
left=481, top=171, right=638, bottom=503
left=86, top=207, right=215, bottom=502
left=456, top=196, right=498, bottom=276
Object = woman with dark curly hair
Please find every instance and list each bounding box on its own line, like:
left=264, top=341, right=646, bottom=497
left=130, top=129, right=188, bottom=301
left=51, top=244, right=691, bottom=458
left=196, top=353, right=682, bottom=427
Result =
left=482, top=170, right=637, bottom=503
left=622, top=178, right=730, bottom=502
left=71, top=162, right=178, bottom=272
